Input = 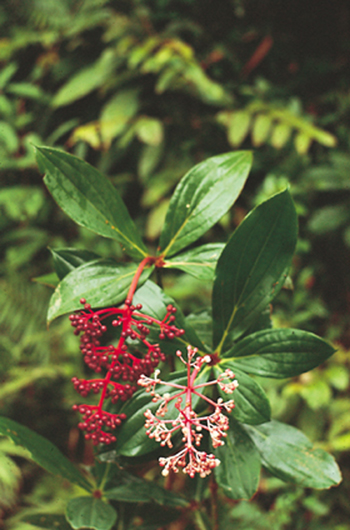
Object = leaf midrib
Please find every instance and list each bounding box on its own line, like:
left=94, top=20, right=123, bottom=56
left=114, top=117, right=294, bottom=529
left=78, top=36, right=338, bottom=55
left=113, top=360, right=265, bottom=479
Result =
left=41, top=149, right=147, bottom=257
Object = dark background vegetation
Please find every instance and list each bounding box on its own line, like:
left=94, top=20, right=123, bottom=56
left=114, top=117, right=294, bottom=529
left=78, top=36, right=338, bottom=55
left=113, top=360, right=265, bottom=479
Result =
left=1, top=0, right=350, bottom=528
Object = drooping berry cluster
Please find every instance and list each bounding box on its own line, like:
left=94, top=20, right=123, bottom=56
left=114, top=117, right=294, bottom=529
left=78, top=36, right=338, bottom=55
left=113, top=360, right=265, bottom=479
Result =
left=138, top=346, right=238, bottom=478
left=70, top=298, right=185, bottom=445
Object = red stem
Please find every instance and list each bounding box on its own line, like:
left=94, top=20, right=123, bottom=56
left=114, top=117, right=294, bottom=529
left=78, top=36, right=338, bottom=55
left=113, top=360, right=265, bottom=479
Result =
left=98, top=256, right=155, bottom=410
left=125, top=256, right=155, bottom=304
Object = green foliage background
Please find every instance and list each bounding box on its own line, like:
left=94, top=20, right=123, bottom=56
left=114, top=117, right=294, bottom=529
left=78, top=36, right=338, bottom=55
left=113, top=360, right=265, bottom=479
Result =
left=1, top=0, right=350, bottom=528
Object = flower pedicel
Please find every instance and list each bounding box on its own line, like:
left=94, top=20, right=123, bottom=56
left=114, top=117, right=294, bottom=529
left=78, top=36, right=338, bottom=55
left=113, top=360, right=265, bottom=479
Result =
left=138, top=345, right=238, bottom=477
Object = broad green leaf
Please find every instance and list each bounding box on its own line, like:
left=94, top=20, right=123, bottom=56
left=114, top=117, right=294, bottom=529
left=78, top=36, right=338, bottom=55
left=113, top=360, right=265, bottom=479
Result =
left=116, top=368, right=210, bottom=456
left=66, top=497, right=117, bottom=530
left=185, top=309, right=213, bottom=348
left=214, top=419, right=261, bottom=500
left=242, top=306, right=272, bottom=337
left=214, top=363, right=271, bottom=425
left=163, top=243, right=225, bottom=281
left=224, top=328, right=335, bottom=378
left=158, top=151, right=252, bottom=258
left=212, top=189, right=297, bottom=349
left=36, top=146, right=148, bottom=260
left=47, top=259, right=153, bottom=323
left=49, top=247, right=100, bottom=280
left=100, top=465, right=188, bottom=507
left=0, top=417, right=92, bottom=492
left=245, top=420, right=342, bottom=489
left=52, top=50, right=116, bottom=107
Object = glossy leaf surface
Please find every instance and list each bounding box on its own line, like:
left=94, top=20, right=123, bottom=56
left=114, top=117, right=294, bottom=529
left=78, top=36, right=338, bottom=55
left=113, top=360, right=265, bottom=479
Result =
left=66, top=497, right=117, bottom=530
left=49, top=247, right=100, bottom=280
left=163, top=243, right=225, bottom=281
left=36, top=146, right=148, bottom=259
left=213, top=189, right=297, bottom=349
left=159, top=151, right=252, bottom=257
left=47, top=259, right=153, bottom=323
left=214, top=363, right=271, bottom=425
left=214, top=419, right=261, bottom=499
left=0, top=416, right=91, bottom=492
left=225, top=328, right=335, bottom=378
left=101, top=465, right=188, bottom=506
left=245, top=421, right=342, bottom=489
left=185, top=309, right=213, bottom=349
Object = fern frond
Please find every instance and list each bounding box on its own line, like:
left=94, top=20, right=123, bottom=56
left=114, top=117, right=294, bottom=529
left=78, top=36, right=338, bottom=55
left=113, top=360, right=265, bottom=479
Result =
left=0, top=277, right=51, bottom=364
left=217, top=99, right=337, bottom=154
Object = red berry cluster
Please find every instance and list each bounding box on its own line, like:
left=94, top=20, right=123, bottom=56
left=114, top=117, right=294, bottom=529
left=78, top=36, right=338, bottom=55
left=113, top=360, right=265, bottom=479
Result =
left=69, top=298, right=185, bottom=445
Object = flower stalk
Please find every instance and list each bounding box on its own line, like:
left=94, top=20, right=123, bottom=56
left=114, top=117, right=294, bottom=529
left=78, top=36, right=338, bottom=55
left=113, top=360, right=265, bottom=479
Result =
left=138, top=345, right=238, bottom=477
left=70, top=256, right=185, bottom=444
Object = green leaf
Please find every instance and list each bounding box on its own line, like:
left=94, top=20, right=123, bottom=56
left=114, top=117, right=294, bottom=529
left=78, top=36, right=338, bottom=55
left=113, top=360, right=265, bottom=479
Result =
left=0, top=62, right=17, bottom=89
left=100, top=89, right=140, bottom=149
left=52, top=50, right=116, bottom=107
left=116, top=368, right=210, bottom=457
left=32, top=272, right=59, bottom=288
left=66, top=497, right=117, bottom=530
left=158, top=151, right=252, bottom=258
left=47, top=259, right=153, bottom=323
left=185, top=309, right=213, bottom=348
left=100, top=465, right=188, bottom=507
left=225, top=328, right=335, bottom=378
left=214, top=363, right=271, bottom=425
left=163, top=243, right=225, bottom=281
left=36, top=146, right=148, bottom=260
left=245, top=420, right=342, bottom=489
left=251, top=114, right=272, bottom=146
left=0, top=186, right=45, bottom=221
left=214, top=419, right=261, bottom=500
left=116, top=372, right=187, bottom=457
left=0, top=121, right=19, bottom=153
left=0, top=450, right=21, bottom=509
left=212, top=189, right=297, bottom=349
left=227, top=111, right=251, bottom=147
left=135, top=116, right=164, bottom=146
left=217, top=110, right=251, bottom=147
left=294, top=132, right=312, bottom=154
left=25, top=514, right=72, bottom=530
left=133, top=281, right=205, bottom=352
left=0, top=417, right=92, bottom=492
left=49, top=247, right=100, bottom=280
left=270, top=122, right=292, bottom=149
left=7, top=82, right=47, bottom=102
